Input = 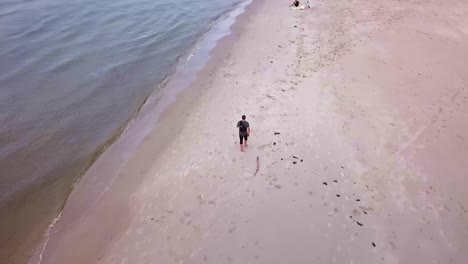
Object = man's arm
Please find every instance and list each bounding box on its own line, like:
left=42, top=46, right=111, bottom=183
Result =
left=247, top=127, right=251, bottom=136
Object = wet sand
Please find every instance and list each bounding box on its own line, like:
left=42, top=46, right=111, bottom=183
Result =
left=38, top=0, right=468, bottom=263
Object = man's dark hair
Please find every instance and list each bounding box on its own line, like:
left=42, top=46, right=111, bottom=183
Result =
left=242, top=115, right=246, bottom=120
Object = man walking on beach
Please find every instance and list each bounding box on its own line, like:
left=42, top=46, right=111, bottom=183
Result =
left=237, top=115, right=250, bottom=152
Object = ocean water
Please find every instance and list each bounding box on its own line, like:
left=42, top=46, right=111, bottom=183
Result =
left=0, top=0, right=243, bottom=262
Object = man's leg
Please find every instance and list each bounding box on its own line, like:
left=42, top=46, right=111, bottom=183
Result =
left=244, top=136, right=248, bottom=148
left=240, top=135, right=244, bottom=152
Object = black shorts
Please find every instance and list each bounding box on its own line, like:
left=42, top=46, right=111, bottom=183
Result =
left=239, top=134, right=248, bottom=144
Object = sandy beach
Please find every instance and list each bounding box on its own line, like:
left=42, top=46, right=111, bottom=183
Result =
left=35, top=0, right=468, bottom=263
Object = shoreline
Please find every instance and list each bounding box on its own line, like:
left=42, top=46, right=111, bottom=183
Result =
left=36, top=0, right=468, bottom=263
left=2, top=1, right=255, bottom=263
left=30, top=0, right=261, bottom=263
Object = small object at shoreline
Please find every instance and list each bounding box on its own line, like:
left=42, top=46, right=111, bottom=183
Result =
left=273, top=142, right=276, bottom=145
left=372, top=242, right=376, bottom=247
left=322, top=182, right=328, bottom=186
left=357, top=221, right=363, bottom=226
left=293, top=156, right=299, bottom=159
left=300, top=159, right=303, bottom=162
left=336, top=194, right=341, bottom=197
left=356, top=199, right=360, bottom=202
left=253, top=156, right=260, bottom=176
left=333, top=180, right=338, bottom=183
left=274, top=132, right=281, bottom=135
left=293, top=161, right=297, bottom=164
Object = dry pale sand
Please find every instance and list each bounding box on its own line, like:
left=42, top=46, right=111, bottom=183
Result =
left=38, top=0, right=468, bottom=263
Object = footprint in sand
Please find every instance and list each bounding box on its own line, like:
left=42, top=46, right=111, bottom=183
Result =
left=228, top=225, right=237, bottom=233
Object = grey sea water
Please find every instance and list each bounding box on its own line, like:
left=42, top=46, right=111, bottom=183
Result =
left=0, top=0, right=243, bottom=262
